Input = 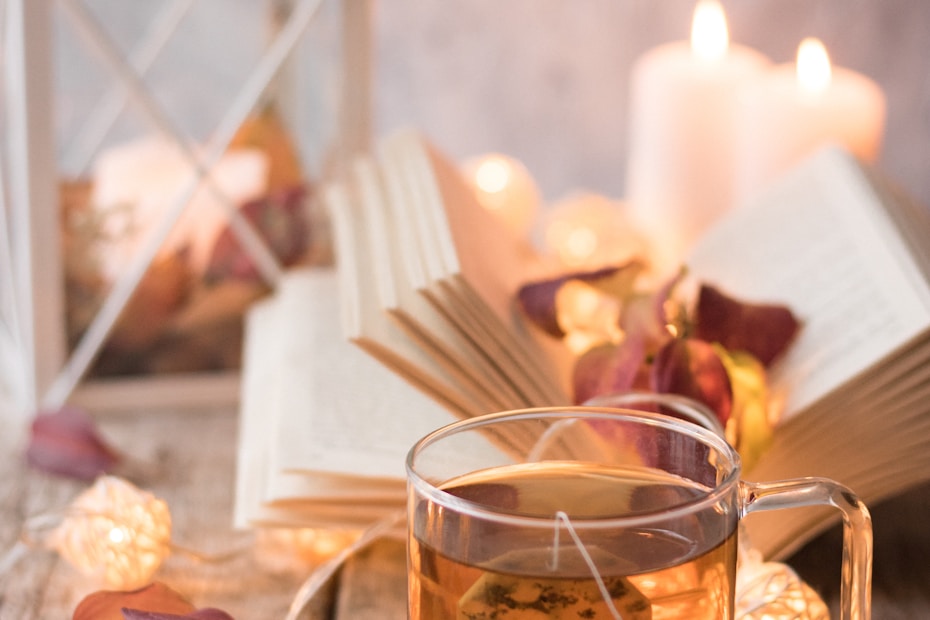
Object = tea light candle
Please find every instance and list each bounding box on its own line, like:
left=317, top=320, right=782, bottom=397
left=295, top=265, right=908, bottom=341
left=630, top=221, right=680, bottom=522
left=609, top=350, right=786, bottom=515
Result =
left=541, top=192, right=645, bottom=269
left=734, top=37, right=886, bottom=201
left=462, top=153, right=541, bottom=241
left=626, top=0, right=771, bottom=269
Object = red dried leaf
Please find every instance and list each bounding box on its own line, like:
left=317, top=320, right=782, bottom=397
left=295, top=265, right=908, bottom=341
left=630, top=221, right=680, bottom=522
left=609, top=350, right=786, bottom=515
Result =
left=572, top=337, right=648, bottom=405
left=518, top=262, right=643, bottom=338
left=693, top=284, right=801, bottom=367
left=26, top=406, right=121, bottom=481
left=650, top=338, right=733, bottom=425
left=205, top=185, right=309, bottom=283
left=73, top=583, right=195, bottom=620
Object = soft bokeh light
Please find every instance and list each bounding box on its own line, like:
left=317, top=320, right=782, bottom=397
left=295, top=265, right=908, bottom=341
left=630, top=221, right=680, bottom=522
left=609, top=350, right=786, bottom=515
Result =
left=555, top=281, right=623, bottom=354
left=462, top=154, right=541, bottom=239
left=542, top=192, right=645, bottom=269
left=255, top=527, right=361, bottom=570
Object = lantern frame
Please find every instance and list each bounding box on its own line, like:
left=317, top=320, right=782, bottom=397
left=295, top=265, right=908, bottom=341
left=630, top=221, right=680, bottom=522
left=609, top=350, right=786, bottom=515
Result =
left=0, top=0, right=371, bottom=417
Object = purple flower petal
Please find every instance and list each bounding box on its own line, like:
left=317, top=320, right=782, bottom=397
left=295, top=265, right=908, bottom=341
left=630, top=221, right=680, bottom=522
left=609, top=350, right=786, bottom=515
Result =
left=205, top=185, right=309, bottom=283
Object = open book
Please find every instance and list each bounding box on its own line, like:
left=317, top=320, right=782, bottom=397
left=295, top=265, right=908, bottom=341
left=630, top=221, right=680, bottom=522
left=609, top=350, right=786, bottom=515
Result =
left=688, top=145, right=930, bottom=559
left=235, top=131, right=930, bottom=561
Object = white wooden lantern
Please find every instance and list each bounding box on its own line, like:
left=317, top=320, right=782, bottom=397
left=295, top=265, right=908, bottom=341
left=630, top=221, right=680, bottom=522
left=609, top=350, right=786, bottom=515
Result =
left=0, top=0, right=372, bottom=422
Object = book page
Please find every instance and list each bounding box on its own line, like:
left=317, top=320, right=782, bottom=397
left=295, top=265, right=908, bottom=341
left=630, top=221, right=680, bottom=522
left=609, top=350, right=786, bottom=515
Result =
left=233, top=294, right=284, bottom=528
left=378, top=136, right=551, bottom=409
left=266, top=268, right=456, bottom=486
left=382, top=130, right=573, bottom=406
left=356, top=157, right=523, bottom=412
left=688, top=146, right=930, bottom=419
left=327, top=179, right=482, bottom=417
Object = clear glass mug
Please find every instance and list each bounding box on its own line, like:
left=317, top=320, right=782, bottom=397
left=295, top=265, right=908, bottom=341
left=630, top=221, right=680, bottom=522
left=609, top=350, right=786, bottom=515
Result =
left=406, top=406, right=872, bottom=619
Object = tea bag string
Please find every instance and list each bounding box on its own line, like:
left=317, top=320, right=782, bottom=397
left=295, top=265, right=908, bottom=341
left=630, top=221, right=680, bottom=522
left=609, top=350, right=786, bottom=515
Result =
left=551, top=511, right=624, bottom=620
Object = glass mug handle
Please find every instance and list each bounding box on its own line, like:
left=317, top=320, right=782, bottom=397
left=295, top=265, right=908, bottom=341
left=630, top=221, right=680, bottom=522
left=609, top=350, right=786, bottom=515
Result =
left=740, top=478, right=873, bottom=620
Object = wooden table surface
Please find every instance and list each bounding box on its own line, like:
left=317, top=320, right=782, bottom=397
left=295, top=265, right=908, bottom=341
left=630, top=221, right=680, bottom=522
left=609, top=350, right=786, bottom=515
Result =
left=1, top=405, right=928, bottom=619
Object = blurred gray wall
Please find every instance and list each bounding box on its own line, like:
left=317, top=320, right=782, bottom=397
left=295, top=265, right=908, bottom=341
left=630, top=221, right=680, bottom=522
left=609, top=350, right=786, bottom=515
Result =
left=55, top=1, right=930, bottom=207
left=374, top=0, right=930, bottom=207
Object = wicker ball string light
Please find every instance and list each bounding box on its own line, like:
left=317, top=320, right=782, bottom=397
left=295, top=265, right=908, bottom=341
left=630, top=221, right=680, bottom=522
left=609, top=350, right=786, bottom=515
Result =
left=735, top=547, right=830, bottom=619
left=27, top=476, right=172, bottom=590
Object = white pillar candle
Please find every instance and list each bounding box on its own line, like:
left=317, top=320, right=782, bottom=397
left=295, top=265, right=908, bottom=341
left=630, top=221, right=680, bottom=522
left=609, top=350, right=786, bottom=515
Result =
left=626, top=0, right=771, bottom=272
left=734, top=38, right=886, bottom=202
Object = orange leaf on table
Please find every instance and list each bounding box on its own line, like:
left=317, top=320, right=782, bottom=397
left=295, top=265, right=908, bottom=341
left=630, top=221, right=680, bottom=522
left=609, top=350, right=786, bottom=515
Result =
left=73, top=582, right=195, bottom=620
left=73, top=582, right=234, bottom=620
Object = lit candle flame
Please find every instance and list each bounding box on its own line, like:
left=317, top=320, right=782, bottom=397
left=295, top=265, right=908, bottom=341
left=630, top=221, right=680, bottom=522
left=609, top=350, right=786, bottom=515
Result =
left=796, top=37, right=832, bottom=96
left=691, top=0, right=729, bottom=62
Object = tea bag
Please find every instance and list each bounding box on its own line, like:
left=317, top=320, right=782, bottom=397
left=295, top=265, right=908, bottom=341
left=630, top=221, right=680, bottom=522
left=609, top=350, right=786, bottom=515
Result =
left=457, top=546, right=650, bottom=619
left=457, top=571, right=651, bottom=619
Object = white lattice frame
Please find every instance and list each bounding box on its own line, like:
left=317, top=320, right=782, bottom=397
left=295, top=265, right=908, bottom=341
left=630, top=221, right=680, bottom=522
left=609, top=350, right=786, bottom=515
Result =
left=1, top=0, right=371, bottom=418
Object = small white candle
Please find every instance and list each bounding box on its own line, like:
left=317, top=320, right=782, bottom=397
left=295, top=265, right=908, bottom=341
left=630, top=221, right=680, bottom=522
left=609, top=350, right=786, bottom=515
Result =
left=626, top=0, right=771, bottom=270
left=540, top=192, right=645, bottom=269
left=734, top=37, right=886, bottom=201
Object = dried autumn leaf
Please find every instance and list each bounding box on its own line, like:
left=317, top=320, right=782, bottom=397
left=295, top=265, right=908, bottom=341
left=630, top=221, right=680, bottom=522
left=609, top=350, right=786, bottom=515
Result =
left=73, top=582, right=195, bottom=620
left=109, top=253, right=192, bottom=352
left=650, top=338, right=733, bottom=426
left=572, top=337, right=648, bottom=405
left=204, top=186, right=309, bottom=283
left=26, top=406, right=121, bottom=481
left=715, top=345, right=774, bottom=471
left=517, top=262, right=643, bottom=338
left=694, top=284, right=801, bottom=367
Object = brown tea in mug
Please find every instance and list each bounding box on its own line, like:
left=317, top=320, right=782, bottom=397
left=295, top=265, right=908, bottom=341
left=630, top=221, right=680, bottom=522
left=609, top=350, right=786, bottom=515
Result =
left=409, top=461, right=738, bottom=619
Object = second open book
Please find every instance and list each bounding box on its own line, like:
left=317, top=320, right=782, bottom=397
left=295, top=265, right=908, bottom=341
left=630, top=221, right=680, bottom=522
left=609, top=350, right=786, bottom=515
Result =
left=236, top=129, right=930, bottom=560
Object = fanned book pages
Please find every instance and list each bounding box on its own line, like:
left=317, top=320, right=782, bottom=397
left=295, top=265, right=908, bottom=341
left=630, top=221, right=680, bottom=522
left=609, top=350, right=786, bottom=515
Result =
left=233, top=267, right=456, bottom=529
left=331, top=129, right=575, bottom=416
left=686, top=145, right=930, bottom=560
